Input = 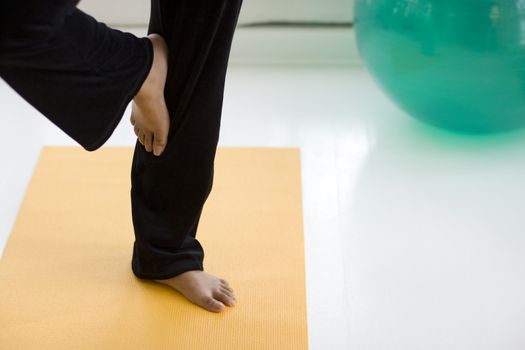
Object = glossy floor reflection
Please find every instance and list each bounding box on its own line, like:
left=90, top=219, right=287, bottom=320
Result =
left=2, top=62, right=525, bottom=349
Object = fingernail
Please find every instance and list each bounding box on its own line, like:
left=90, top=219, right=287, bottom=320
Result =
left=153, top=147, right=161, bottom=156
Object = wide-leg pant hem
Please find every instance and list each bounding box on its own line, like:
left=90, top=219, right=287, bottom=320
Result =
left=0, top=8, right=155, bottom=152
left=84, top=36, right=153, bottom=151
left=131, top=254, right=204, bottom=280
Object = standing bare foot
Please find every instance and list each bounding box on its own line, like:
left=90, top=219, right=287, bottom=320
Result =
left=154, top=271, right=237, bottom=313
left=130, top=33, right=170, bottom=156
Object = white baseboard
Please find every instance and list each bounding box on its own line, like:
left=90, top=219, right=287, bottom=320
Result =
left=78, top=0, right=354, bottom=28
left=119, top=26, right=361, bottom=67
left=230, top=27, right=359, bottom=66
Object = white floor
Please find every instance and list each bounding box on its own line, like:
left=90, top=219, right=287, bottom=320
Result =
left=2, top=32, right=525, bottom=350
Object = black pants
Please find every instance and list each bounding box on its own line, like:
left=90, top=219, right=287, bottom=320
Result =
left=0, top=0, right=243, bottom=279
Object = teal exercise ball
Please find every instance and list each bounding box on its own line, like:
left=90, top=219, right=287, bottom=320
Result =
left=354, top=0, right=525, bottom=133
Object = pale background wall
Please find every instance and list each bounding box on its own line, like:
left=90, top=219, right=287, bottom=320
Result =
left=77, top=0, right=358, bottom=67
left=77, top=0, right=355, bottom=26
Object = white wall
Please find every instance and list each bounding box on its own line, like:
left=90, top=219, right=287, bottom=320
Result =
left=239, top=0, right=353, bottom=24
left=77, top=0, right=357, bottom=67
left=78, top=0, right=354, bottom=26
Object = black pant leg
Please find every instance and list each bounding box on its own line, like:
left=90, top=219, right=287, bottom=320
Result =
left=130, top=0, right=243, bottom=279
left=0, top=1, right=153, bottom=151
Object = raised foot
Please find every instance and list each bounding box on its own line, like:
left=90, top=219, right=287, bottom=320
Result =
left=131, top=33, right=170, bottom=156
left=154, top=270, right=237, bottom=313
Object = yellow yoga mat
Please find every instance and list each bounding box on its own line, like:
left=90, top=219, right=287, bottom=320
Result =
left=0, top=146, right=308, bottom=349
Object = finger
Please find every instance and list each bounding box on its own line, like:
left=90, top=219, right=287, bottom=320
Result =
left=133, top=125, right=140, bottom=137
left=130, top=114, right=136, bottom=126
left=138, top=130, right=146, bottom=145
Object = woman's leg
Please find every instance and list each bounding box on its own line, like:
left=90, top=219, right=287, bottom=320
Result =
left=130, top=0, right=242, bottom=281
left=0, top=0, right=164, bottom=151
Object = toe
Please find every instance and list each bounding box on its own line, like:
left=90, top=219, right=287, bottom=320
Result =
left=138, top=130, right=146, bottom=145
left=144, top=132, right=153, bottom=152
left=220, top=280, right=233, bottom=292
left=152, top=110, right=169, bottom=156
left=219, top=278, right=229, bottom=286
left=153, top=129, right=168, bottom=156
left=220, top=286, right=235, bottom=299
left=220, top=288, right=236, bottom=304
left=213, top=289, right=236, bottom=307
left=201, top=296, right=226, bottom=312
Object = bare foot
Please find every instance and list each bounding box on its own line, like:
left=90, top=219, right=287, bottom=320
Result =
left=154, top=271, right=237, bottom=313
left=130, top=33, right=170, bottom=156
